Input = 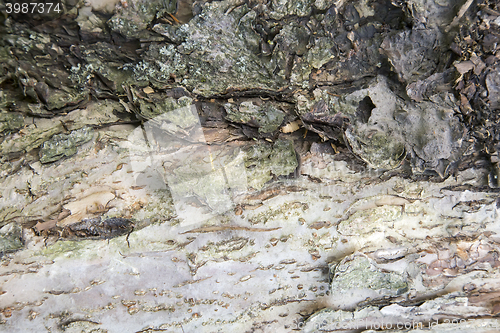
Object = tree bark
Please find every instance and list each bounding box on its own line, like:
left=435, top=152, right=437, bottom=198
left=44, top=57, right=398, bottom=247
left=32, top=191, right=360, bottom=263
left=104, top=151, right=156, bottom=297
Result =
left=1, top=0, right=500, bottom=332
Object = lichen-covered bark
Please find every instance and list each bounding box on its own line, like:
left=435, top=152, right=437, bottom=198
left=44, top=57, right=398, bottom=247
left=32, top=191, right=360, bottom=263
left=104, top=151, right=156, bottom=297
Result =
left=1, top=0, right=500, bottom=332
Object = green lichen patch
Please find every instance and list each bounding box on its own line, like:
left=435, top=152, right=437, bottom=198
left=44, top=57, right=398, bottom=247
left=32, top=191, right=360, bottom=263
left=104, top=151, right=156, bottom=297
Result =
left=108, top=0, right=173, bottom=39
left=290, top=37, right=335, bottom=86
left=69, top=42, right=136, bottom=92
left=129, top=189, right=176, bottom=224
left=0, top=223, right=23, bottom=253
left=345, top=128, right=406, bottom=170
left=1, top=26, right=91, bottom=115
left=37, top=239, right=105, bottom=260
left=269, top=139, right=298, bottom=176
left=330, top=254, right=408, bottom=296
left=138, top=95, right=194, bottom=122
left=224, top=101, right=285, bottom=134
left=39, top=127, right=95, bottom=163
left=302, top=308, right=355, bottom=333
left=1, top=122, right=62, bottom=156
left=43, top=88, right=89, bottom=111
left=134, top=0, right=283, bottom=96
left=244, top=139, right=298, bottom=190
left=0, top=112, right=24, bottom=133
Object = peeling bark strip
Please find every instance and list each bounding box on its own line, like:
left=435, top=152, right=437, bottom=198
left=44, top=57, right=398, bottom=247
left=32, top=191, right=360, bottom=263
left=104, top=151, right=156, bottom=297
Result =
left=180, top=225, right=281, bottom=234
left=1, top=0, right=500, bottom=331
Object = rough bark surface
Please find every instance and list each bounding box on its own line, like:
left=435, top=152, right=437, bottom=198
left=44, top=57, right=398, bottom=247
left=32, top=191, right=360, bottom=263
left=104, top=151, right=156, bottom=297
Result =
left=1, top=0, right=500, bottom=332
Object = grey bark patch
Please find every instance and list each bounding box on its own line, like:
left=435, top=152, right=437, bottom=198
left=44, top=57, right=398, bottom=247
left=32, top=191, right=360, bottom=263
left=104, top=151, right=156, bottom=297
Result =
left=39, top=127, right=94, bottom=163
left=486, top=65, right=500, bottom=109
